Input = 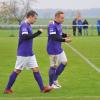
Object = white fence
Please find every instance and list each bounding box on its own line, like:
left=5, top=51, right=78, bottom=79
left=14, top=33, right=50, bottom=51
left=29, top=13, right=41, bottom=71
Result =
left=0, top=24, right=99, bottom=29
left=0, top=24, right=99, bottom=36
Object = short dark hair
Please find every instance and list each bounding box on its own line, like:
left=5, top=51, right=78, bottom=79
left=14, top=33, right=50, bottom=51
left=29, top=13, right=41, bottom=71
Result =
left=55, top=11, right=64, bottom=17
left=26, top=10, right=38, bottom=18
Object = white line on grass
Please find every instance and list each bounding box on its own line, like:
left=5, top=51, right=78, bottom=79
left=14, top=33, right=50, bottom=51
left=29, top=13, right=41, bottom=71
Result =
left=66, top=43, right=100, bottom=73
left=0, top=96, right=100, bottom=99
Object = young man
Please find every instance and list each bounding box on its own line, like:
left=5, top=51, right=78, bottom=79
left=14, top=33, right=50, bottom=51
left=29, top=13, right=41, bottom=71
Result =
left=97, top=20, right=100, bottom=36
left=47, top=11, right=71, bottom=89
left=72, top=18, right=77, bottom=36
left=4, top=10, right=52, bottom=94
left=83, top=19, right=88, bottom=36
left=77, top=19, right=83, bottom=36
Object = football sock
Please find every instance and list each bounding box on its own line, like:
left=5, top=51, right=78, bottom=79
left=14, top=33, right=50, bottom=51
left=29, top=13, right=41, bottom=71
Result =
left=33, top=72, right=44, bottom=91
left=6, top=71, right=18, bottom=90
left=49, top=67, right=56, bottom=86
left=54, top=63, right=66, bottom=81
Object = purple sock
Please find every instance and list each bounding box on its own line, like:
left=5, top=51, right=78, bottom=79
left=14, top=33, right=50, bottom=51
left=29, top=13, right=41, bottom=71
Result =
left=6, top=71, right=18, bottom=90
left=49, top=67, right=56, bottom=86
left=54, top=63, right=66, bottom=81
left=33, top=72, right=44, bottom=91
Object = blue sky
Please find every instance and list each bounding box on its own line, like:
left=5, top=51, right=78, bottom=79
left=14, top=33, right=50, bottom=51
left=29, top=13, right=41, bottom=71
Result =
left=34, top=0, right=100, bottom=9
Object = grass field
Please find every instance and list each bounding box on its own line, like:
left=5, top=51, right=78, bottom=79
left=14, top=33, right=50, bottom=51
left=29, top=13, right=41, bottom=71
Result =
left=0, top=29, right=100, bottom=100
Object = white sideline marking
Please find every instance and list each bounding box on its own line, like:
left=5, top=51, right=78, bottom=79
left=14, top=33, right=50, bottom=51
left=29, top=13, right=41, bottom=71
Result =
left=66, top=43, right=100, bottom=73
left=0, top=96, right=100, bottom=99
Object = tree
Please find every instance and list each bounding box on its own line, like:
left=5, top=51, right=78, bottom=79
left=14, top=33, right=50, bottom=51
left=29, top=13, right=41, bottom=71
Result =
left=0, top=0, right=37, bottom=24
left=0, top=1, right=11, bottom=23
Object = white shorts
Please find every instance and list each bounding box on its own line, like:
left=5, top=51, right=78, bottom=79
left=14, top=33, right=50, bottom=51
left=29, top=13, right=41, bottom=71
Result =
left=15, top=55, right=38, bottom=70
left=49, top=51, right=67, bottom=67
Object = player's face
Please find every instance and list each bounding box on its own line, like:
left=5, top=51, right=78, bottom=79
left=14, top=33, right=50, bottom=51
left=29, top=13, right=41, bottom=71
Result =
left=57, top=14, right=64, bottom=23
left=30, top=15, right=37, bottom=24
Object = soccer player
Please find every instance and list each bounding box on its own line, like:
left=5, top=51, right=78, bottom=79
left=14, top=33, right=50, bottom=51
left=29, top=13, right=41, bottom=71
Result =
left=47, top=11, right=71, bottom=89
left=4, top=10, right=52, bottom=94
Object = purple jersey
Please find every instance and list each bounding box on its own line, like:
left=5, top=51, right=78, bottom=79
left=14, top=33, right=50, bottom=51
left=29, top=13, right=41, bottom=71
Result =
left=47, top=21, right=63, bottom=55
left=17, top=21, right=34, bottom=56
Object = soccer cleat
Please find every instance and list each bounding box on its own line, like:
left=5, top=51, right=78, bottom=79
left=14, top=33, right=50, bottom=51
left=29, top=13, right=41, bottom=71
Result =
left=51, top=84, right=60, bottom=89
left=42, top=86, right=53, bottom=93
left=53, top=80, right=62, bottom=89
left=4, top=89, right=13, bottom=94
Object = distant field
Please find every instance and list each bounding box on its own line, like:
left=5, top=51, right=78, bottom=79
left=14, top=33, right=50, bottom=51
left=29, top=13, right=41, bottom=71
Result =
left=0, top=18, right=99, bottom=25
left=35, top=18, right=99, bottom=25
left=0, top=29, right=100, bottom=100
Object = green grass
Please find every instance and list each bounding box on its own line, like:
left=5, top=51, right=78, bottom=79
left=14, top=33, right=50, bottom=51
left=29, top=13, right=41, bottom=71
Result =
left=0, top=30, right=100, bottom=100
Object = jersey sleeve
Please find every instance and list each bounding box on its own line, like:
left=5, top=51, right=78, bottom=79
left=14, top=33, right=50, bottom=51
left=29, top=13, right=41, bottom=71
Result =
left=20, top=23, right=28, bottom=35
left=49, top=23, right=56, bottom=35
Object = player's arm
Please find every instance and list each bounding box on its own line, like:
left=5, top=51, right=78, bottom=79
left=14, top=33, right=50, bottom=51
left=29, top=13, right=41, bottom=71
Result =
left=22, top=30, right=42, bottom=40
left=62, top=32, right=72, bottom=43
left=21, top=23, right=43, bottom=40
left=62, top=32, right=67, bottom=38
left=51, top=34, right=66, bottom=42
left=62, top=32, right=72, bottom=37
left=51, top=34, right=71, bottom=43
left=49, top=24, right=66, bottom=42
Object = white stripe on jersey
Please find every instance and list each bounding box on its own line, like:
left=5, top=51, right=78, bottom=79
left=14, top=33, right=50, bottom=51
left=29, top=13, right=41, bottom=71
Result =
left=22, top=32, right=28, bottom=35
left=52, top=21, right=55, bottom=24
left=50, top=32, right=56, bottom=34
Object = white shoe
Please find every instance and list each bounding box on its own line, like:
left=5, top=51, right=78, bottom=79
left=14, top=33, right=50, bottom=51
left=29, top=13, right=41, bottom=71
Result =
left=53, top=80, right=62, bottom=88
left=51, top=84, right=60, bottom=89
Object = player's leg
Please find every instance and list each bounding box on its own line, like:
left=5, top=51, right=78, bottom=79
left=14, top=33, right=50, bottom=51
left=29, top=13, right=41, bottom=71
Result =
left=99, top=29, right=100, bottom=36
left=48, top=55, right=57, bottom=86
left=84, top=29, right=85, bottom=36
left=54, top=51, right=67, bottom=82
left=32, top=67, right=44, bottom=91
left=78, top=28, right=80, bottom=36
left=4, top=56, right=25, bottom=94
left=79, top=28, right=82, bottom=36
left=73, top=27, right=76, bottom=36
left=4, top=69, right=21, bottom=94
left=86, top=28, right=88, bottom=36
left=28, top=55, right=52, bottom=93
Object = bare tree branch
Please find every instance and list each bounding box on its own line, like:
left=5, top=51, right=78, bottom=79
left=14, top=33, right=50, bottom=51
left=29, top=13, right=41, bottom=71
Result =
left=0, top=0, right=37, bottom=24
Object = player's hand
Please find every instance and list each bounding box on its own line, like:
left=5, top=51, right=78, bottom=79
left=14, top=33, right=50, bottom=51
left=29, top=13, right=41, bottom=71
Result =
left=65, top=37, right=72, bottom=43
left=38, top=28, right=44, bottom=33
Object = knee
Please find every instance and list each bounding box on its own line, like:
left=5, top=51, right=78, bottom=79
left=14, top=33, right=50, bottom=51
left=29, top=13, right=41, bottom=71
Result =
left=53, top=65, right=57, bottom=68
left=32, top=67, right=39, bottom=72
left=14, top=69, right=21, bottom=74
left=62, top=61, right=67, bottom=66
